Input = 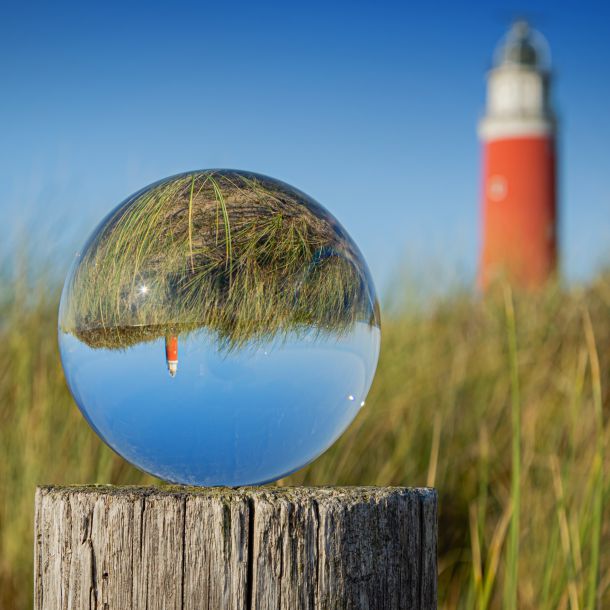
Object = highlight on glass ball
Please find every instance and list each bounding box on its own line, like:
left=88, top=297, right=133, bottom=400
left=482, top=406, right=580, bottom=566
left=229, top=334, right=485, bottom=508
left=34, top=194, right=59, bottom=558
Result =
left=58, top=170, right=381, bottom=486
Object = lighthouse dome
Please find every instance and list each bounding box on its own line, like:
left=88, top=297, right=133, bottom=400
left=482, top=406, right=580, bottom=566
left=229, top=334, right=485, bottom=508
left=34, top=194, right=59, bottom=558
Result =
left=494, top=20, right=550, bottom=70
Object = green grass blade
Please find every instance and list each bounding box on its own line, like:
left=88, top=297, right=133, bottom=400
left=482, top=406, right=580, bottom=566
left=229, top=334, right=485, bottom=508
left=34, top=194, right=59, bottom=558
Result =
left=583, top=309, right=604, bottom=610
left=503, top=284, right=521, bottom=610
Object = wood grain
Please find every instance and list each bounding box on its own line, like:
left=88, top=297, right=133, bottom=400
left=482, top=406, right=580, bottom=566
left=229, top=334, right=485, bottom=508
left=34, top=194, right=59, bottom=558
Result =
left=34, top=486, right=437, bottom=609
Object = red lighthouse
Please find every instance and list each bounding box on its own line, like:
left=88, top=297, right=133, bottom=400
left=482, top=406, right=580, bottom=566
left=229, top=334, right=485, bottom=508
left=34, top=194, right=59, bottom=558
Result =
left=165, top=335, right=178, bottom=377
left=478, top=21, right=558, bottom=290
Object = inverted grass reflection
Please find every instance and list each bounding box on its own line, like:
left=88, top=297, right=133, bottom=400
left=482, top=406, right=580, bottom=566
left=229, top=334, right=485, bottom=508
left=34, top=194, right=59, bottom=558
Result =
left=60, top=170, right=378, bottom=351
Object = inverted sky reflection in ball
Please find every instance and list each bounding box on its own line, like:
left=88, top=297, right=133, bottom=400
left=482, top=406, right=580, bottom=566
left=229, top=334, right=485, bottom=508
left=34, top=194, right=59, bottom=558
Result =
left=58, top=170, right=380, bottom=486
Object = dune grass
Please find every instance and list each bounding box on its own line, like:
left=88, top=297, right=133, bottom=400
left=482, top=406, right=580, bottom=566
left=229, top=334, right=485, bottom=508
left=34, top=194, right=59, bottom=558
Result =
left=1, top=267, right=609, bottom=609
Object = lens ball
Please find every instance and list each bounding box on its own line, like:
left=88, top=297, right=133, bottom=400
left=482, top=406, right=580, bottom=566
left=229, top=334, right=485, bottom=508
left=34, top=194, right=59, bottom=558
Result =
left=59, top=170, right=380, bottom=486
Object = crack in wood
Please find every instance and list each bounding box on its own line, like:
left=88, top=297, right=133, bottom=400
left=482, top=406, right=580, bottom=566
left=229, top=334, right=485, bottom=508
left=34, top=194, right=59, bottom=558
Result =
left=180, top=497, right=187, bottom=610
left=312, top=498, right=320, bottom=610
left=246, top=496, right=255, bottom=610
left=86, top=510, right=98, bottom=610
left=418, top=492, right=425, bottom=609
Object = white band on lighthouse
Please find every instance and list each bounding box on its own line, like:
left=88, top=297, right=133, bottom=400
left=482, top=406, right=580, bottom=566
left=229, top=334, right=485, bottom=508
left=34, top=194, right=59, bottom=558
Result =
left=478, top=116, right=555, bottom=141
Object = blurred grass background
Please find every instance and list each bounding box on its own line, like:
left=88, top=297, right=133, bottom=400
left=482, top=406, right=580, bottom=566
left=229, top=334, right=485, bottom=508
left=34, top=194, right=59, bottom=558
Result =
left=1, top=266, right=609, bottom=609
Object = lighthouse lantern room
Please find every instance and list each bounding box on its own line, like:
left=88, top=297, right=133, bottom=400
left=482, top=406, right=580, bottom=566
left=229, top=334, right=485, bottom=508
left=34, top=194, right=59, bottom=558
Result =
left=478, top=21, right=558, bottom=289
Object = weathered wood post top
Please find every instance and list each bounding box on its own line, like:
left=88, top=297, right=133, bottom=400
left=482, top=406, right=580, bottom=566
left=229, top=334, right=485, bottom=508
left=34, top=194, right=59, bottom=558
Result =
left=35, top=485, right=437, bottom=610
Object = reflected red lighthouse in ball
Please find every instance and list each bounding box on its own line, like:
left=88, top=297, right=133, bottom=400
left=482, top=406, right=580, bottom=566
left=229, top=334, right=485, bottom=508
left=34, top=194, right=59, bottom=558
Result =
left=478, top=21, right=558, bottom=290
left=165, top=335, right=178, bottom=377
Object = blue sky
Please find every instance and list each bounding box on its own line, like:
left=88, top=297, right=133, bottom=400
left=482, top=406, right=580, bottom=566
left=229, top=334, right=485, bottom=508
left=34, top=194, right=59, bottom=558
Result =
left=1, top=0, right=609, bottom=293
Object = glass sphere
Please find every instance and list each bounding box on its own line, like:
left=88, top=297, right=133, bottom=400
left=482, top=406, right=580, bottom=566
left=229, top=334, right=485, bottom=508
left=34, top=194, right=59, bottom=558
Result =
left=58, top=170, right=380, bottom=486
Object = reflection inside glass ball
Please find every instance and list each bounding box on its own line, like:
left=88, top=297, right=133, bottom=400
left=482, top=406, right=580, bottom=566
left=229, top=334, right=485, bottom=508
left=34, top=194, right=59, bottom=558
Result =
left=58, top=170, right=380, bottom=485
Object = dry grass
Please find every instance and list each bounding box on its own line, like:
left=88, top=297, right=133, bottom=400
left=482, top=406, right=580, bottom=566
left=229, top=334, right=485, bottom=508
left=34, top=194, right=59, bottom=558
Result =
left=1, top=266, right=609, bottom=609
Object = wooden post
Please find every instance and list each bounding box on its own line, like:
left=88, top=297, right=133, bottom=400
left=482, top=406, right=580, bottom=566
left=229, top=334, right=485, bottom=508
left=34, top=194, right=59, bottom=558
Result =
left=34, top=485, right=437, bottom=610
